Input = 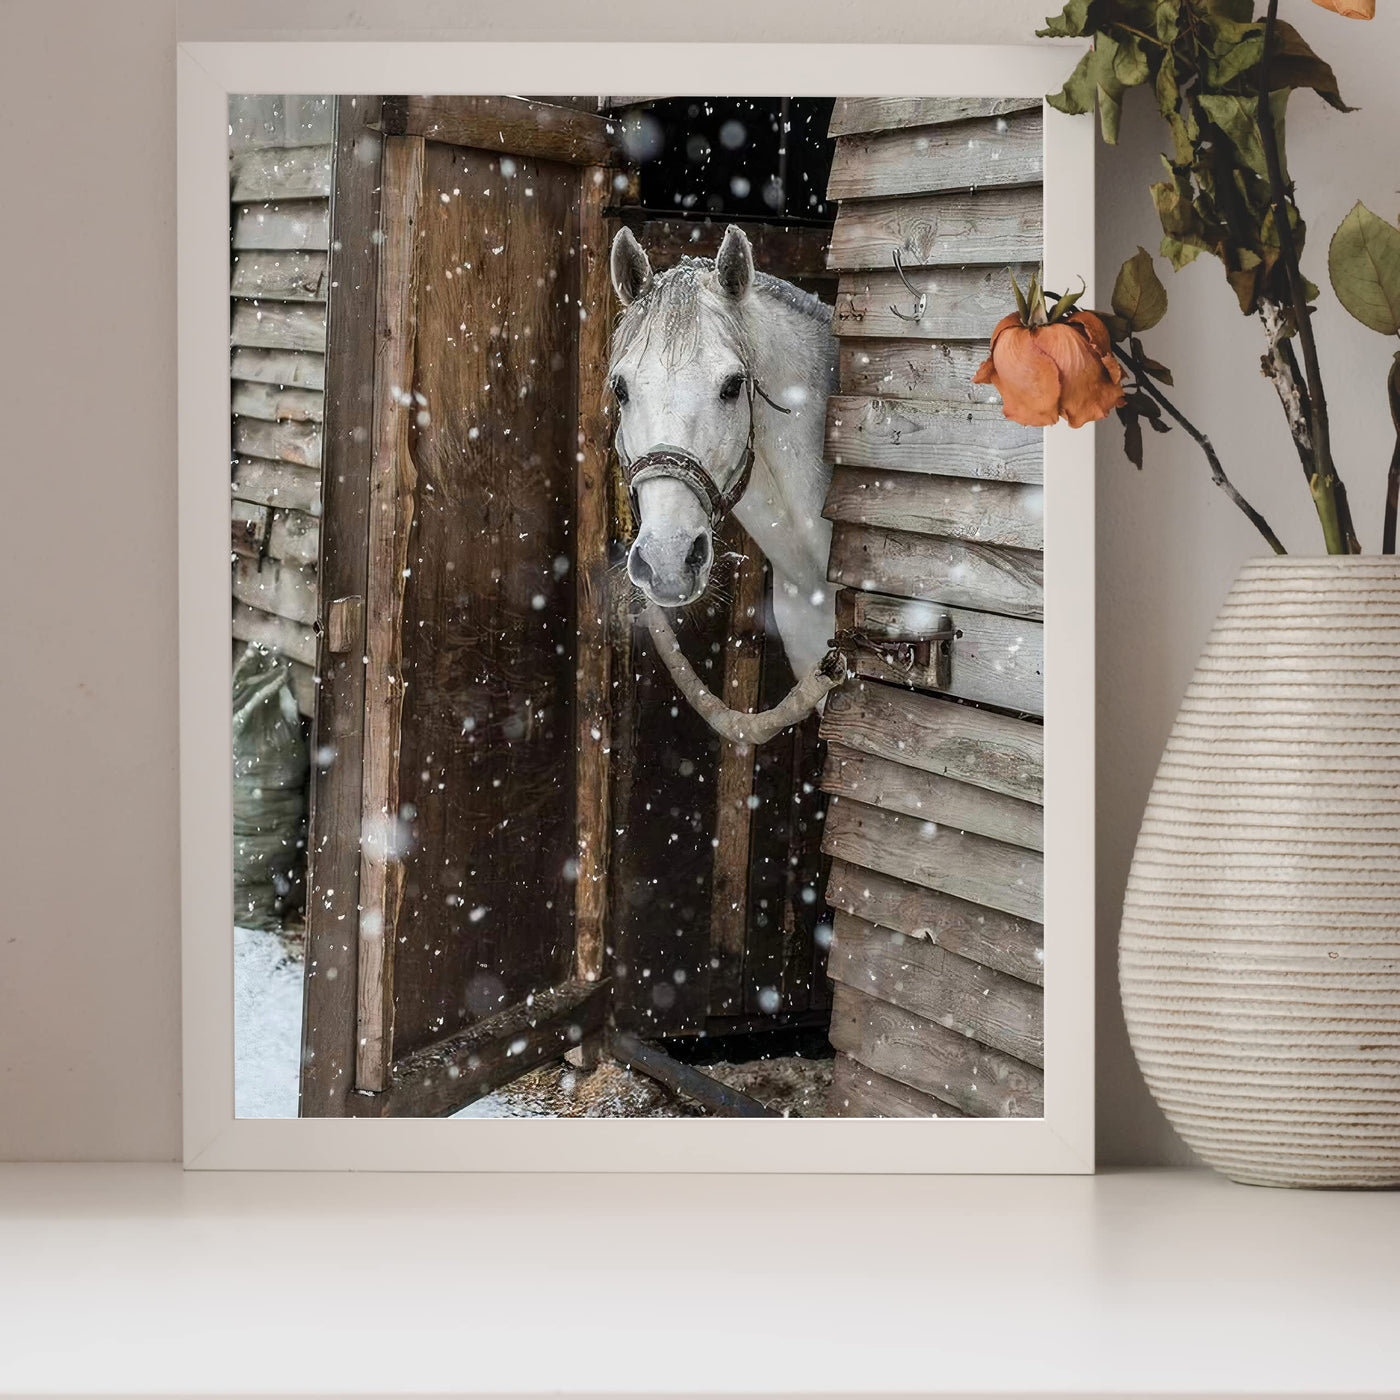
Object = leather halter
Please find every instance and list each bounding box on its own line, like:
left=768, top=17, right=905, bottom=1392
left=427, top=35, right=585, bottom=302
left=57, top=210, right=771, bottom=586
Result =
left=619, top=375, right=790, bottom=525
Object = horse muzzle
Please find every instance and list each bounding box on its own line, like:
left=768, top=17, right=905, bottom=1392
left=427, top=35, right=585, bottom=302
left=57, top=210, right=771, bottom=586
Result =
left=627, top=525, right=714, bottom=608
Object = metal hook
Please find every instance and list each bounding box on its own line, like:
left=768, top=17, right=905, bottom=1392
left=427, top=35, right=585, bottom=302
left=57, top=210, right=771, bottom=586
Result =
left=888, top=249, right=927, bottom=323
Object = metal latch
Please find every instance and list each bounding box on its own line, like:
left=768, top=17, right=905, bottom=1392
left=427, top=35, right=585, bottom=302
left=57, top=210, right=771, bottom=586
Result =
left=831, top=611, right=958, bottom=689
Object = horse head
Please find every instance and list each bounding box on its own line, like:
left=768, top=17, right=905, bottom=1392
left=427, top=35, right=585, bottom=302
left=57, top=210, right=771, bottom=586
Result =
left=607, top=223, right=762, bottom=609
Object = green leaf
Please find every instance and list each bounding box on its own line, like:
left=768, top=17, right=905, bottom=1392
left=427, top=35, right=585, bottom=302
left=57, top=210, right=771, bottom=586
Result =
left=1110, top=32, right=1150, bottom=87
left=1155, top=57, right=1179, bottom=120
left=1204, top=22, right=1264, bottom=87
left=1226, top=267, right=1259, bottom=314
left=1010, top=269, right=1030, bottom=322
left=1328, top=201, right=1400, bottom=336
left=1048, top=281, right=1087, bottom=321
left=1112, top=247, right=1169, bottom=332
left=1117, top=405, right=1144, bottom=469
left=1132, top=345, right=1175, bottom=385
left=1047, top=47, right=1097, bottom=117
left=1199, top=89, right=1290, bottom=183
left=1203, top=0, right=1253, bottom=22
left=1269, top=20, right=1352, bottom=113
left=1155, top=0, right=1183, bottom=45
left=1036, top=0, right=1096, bottom=37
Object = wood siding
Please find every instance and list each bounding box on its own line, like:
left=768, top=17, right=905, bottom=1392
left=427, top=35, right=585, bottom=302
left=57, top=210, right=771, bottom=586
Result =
left=228, top=98, right=332, bottom=717
left=819, top=97, right=1046, bottom=1116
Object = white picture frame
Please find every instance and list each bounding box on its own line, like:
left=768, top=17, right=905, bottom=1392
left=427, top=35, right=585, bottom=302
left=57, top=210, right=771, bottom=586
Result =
left=180, top=40, right=1096, bottom=1171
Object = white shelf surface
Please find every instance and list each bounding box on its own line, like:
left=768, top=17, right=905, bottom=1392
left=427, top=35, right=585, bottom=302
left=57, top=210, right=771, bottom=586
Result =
left=2, top=1164, right=1398, bottom=1397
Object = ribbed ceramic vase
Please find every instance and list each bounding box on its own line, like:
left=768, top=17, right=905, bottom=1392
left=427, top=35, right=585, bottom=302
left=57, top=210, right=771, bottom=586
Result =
left=1121, top=557, right=1400, bottom=1188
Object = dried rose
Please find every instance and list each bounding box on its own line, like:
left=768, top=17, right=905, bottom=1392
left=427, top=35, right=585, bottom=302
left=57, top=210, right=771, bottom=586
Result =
left=974, top=300, right=1127, bottom=429
left=1311, top=0, right=1374, bottom=17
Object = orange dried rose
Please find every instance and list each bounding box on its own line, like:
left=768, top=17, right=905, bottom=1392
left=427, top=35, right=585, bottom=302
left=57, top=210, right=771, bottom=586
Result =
left=1311, top=0, right=1374, bottom=16
left=974, top=309, right=1127, bottom=428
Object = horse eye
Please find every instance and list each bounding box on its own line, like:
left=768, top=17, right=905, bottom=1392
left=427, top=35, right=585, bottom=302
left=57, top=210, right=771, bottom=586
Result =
left=719, top=373, right=746, bottom=402
left=612, top=376, right=629, bottom=406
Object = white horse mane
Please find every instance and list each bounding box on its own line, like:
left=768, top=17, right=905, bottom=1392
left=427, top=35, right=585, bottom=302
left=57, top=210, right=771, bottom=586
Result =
left=608, top=256, right=831, bottom=378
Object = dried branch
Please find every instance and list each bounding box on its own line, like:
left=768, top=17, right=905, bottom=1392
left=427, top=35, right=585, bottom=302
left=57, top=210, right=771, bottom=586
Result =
left=1118, top=346, right=1286, bottom=555
left=1258, top=0, right=1352, bottom=553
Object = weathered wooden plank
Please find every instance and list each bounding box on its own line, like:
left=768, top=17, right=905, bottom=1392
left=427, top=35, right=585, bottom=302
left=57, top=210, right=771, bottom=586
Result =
left=228, top=95, right=334, bottom=153
left=231, top=499, right=267, bottom=559
left=574, top=166, right=614, bottom=989
left=355, top=134, right=425, bottom=1094
left=829, top=984, right=1043, bottom=1118
left=231, top=601, right=317, bottom=667
left=840, top=589, right=1044, bottom=716
left=829, top=523, right=1043, bottom=620
left=231, top=200, right=330, bottom=251
left=231, top=556, right=317, bottom=627
left=829, top=96, right=1041, bottom=137
left=230, top=250, right=329, bottom=303
left=827, top=187, right=1042, bottom=271
left=838, top=339, right=997, bottom=403
left=386, top=94, right=618, bottom=166
left=840, top=588, right=1041, bottom=716
left=385, top=140, right=583, bottom=1052
left=824, top=466, right=1044, bottom=551
left=708, top=534, right=766, bottom=1015
left=822, top=742, right=1043, bottom=852
left=230, top=300, right=327, bottom=353
left=301, top=96, right=383, bottom=1119
left=834, top=264, right=1038, bottom=341
left=230, top=144, right=333, bottom=201
left=616, top=217, right=833, bottom=283
left=825, top=395, right=1041, bottom=483
left=230, top=456, right=321, bottom=514
left=229, top=347, right=326, bottom=390
left=826, top=857, right=1043, bottom=987
left=827, top=111, right=1042, bottom=201
left=265, top=508, right=320, bottom=566
left=828, top=912, right=1043, bottom=1066
left=232, top=380, right=324, bottom=424
left=829, top=1052, right=968, bottom=1117
left=821, top=673, right=1043, bottom=802
left=232, top=414, right=322, bottom=470
left=354, top=981, right=606, bottom=1118
left=609, top=1032, right=779, bottom=1117
left=823, top=795, right=1043, bottom=922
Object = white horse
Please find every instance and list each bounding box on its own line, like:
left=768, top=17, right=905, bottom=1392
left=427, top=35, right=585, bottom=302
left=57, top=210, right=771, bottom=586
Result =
left=608, top=224, right=838, bottom=680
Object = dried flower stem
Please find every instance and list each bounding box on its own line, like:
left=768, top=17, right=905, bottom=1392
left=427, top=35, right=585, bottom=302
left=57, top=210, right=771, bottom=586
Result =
left=1258, top=0, right=1353, bottom=553
left=1385, top=354, right=1400, bottom=553
left=1118, top=346, right=1286, bottom=555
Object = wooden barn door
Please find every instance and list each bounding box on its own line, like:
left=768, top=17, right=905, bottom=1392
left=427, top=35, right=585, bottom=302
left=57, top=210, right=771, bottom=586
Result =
left=817, top=98, right=1048, bottom=1118
left=301, top=97, right=618, bottom=1117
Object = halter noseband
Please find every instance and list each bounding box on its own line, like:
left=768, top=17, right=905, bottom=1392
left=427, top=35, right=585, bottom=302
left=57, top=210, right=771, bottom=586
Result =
left=619, top=375, right=790, bottom=525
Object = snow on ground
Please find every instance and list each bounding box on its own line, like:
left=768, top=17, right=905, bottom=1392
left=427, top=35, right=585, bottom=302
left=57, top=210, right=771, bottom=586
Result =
left=235, top=923, right=834, bottom=1119
left=234, top=924, right=303, bottom=1119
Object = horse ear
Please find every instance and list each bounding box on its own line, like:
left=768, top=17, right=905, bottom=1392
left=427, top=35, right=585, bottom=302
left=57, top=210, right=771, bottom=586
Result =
left=610, top=227, right=653, bottom=307
left=715, top=224, right=754, bottom=299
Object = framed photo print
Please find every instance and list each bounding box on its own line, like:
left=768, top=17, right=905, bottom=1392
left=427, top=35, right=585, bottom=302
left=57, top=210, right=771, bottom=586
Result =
left=179, top=42, right=1095, bottom=1170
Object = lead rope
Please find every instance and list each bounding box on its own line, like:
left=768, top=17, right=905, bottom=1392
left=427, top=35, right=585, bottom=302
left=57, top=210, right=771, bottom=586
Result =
left=632, top=375, right=843, bottom=745
left=643, top=604, right=848, bottom=747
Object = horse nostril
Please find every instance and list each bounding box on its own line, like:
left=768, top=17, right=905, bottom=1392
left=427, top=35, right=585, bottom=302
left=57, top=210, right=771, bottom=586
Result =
left=685, top=533, right=711, bottom=571
left=628, top=547, right=655, bottom=589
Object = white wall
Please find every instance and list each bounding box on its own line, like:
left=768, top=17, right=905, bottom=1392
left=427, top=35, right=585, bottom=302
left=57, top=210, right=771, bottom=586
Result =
left=2, top=0, right=1394, bottom=1163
